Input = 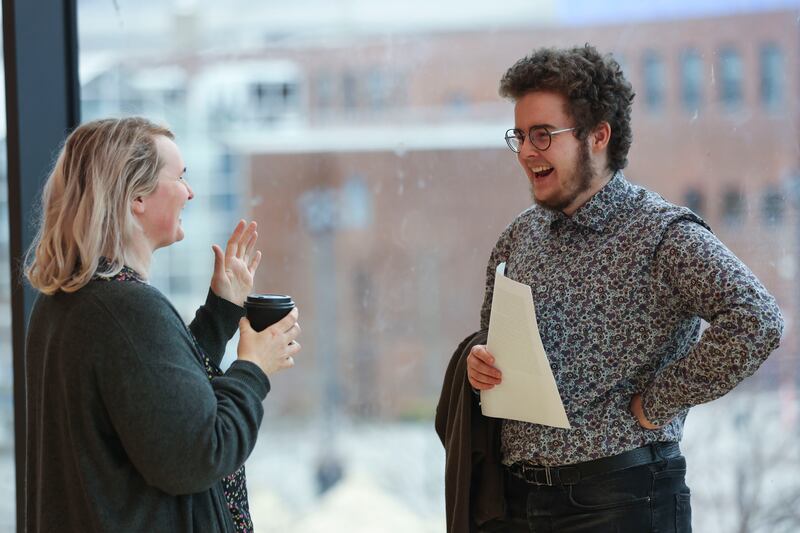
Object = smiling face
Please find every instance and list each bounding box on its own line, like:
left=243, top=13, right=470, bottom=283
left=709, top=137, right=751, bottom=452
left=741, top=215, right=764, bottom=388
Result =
left=134, top=135, right=194, bottom=251
left=514, top=91, right=609, bottom=215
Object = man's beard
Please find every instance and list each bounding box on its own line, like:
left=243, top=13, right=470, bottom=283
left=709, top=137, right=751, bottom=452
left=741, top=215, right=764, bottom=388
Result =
left=531, top=140, right=596, bottom=212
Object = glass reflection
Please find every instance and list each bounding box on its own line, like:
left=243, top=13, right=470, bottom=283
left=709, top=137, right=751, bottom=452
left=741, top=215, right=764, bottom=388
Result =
left=74, top=1, right=800, bottom=531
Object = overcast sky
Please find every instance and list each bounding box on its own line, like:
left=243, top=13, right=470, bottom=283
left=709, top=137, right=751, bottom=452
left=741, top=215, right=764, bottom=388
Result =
left=558, top=0, right=800, bottom=24
left=78, top=0, right=800, bottom=39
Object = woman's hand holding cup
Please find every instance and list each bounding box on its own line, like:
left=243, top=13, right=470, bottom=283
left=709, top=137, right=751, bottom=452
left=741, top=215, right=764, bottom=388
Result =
left=237, top=307, right=301, bottom=376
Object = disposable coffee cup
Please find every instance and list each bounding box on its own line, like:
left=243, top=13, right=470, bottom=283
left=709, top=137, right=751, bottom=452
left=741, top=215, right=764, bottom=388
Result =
left=244, top=294, right=295, bottom=332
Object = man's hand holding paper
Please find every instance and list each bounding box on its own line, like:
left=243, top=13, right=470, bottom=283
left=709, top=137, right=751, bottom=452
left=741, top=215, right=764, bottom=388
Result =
left=466, top=345, right=502, bottom=390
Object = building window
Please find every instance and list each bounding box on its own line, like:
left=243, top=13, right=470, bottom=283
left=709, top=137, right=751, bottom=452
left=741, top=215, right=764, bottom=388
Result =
left=250, top=81, right=299, bottom=123
left=718, top=47, right=743, bottom=110
left=642, top=50, right=665, bottom=112
left=759, top=43, right=784, bottom=111
left=445, top=92, right=469, bottom=113
left=367, top=68, right=390, bottom=111
left=218, top=150, right=236, bottom=178
left=680, top=49, right=703, bottom=112
left=684, top=188, right=705, bottom=217
left=761, top=186, right=785, bottom=226
left=721, top=187, right=745, bottom=225
left=315, top=72, right=335, bottom=110
left=343, top=71, right=358, bottom=110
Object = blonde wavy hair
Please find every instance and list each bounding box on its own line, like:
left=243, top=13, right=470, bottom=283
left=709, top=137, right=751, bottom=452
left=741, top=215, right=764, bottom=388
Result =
left=25, top=117, right=174, bottom=294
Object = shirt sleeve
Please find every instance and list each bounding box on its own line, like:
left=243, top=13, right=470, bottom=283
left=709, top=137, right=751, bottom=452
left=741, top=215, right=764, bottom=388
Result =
left=643, top=219, right=784, bottom=426
left=189, top=288, right=246, bottom=366
left=479, top=222, right=514, bottom=331
left=92, top=292, right=269, bottom=496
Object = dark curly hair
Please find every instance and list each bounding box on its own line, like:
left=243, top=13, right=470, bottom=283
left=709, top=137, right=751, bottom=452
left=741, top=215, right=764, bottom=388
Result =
left=499, top=44, right=635, bottom=172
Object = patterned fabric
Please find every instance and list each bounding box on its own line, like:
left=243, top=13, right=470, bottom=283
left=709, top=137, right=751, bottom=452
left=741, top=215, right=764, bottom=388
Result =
left=93, top=260, right=146, bottom=284
left=94, top=260, right=254, bottom=532
left=192, top=338, right=254, bottom=533
left=480, top=173, right=783, bottom=466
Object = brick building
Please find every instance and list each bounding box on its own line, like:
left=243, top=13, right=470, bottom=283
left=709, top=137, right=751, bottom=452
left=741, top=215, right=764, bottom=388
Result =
left=67, top=7, right=800, bottom=418
left=226, top=9, right=800, bottom=417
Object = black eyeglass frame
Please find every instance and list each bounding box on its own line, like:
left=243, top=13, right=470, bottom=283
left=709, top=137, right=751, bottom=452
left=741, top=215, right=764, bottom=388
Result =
left=504, top=126, right=577, bottom=153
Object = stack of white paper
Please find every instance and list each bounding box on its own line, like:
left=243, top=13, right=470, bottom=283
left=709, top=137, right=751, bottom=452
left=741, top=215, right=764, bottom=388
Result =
left=481, top=262, right=571, bottom=429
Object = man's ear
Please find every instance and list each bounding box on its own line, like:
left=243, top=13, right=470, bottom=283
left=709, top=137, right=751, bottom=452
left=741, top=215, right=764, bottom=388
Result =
left=591, top=122, right=611, bottom=153
left=131, top=196, right=145, bottom=215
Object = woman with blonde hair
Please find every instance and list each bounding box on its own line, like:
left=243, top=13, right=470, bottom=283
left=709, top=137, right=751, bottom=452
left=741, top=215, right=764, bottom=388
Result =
left=24, top=117, right=301, bottom=532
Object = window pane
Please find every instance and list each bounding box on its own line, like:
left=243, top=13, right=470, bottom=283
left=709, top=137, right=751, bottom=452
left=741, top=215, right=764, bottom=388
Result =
left=762, top=185, right=785, bottom=226
left=684, top=188, right=705, bottom=217
left=722, top=186, right=746, bottom=226
left=73, top=3, right=800, bottom=532
left=760, top=43, right=784, bottom=110
left=643, top=50, right=665, bottom=111
left=719, top=47, right=743, bottom=109
left=315, top=71, right=335, bottom=112
left=681, top=49, right=703, bottom=112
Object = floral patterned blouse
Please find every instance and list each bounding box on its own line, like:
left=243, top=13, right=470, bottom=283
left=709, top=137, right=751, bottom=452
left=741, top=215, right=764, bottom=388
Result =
left=95, top=261, right=254, bottom=532
left=480, top=173, right=783, bottom=466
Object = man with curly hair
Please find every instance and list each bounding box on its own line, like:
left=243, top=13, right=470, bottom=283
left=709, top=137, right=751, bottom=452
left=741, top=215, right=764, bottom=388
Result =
left=440, top=44, right=784, bottom=532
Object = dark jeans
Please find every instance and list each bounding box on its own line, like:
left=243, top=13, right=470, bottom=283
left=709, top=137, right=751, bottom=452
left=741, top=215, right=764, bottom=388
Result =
left=480, top=449, right=691, bottom=532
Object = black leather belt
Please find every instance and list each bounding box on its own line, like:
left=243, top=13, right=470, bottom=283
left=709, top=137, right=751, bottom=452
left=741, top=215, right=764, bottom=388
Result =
left=507, top=442, right=681, bottom=486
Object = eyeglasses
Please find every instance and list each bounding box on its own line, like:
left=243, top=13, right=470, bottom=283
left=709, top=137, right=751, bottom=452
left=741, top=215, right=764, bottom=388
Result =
left=504, top=126, right=576, bottom=153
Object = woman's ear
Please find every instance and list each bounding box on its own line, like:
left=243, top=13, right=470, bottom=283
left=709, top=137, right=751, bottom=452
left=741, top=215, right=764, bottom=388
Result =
left=131, top=196, right=145, bottom=215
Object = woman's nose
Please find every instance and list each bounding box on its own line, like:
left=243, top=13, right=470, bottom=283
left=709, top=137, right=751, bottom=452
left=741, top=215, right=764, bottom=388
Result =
left=184, top=180, right=195, bottom=200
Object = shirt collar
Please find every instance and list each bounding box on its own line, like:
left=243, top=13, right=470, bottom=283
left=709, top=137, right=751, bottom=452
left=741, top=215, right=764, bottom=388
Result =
left=94, top=257, right=147, bottom=283
left=543, top=171, right=631, bottom=232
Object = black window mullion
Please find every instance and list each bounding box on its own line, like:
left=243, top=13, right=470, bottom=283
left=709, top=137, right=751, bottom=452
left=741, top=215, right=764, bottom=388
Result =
left=2, top=0, right=80, bottom=530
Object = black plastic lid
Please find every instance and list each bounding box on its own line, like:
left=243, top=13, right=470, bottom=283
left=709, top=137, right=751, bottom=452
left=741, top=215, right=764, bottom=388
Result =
left=245, top=293, right=294, bottom=307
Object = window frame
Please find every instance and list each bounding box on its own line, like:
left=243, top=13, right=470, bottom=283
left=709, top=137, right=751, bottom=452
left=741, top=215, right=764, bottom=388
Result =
left=2, top=0, right=80, bottom=531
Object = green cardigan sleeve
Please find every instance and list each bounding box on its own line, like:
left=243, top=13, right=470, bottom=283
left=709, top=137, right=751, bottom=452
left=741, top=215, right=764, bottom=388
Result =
left=188, top=288, right=246, bottom=366
left=89, top=283, right=269, bottom=495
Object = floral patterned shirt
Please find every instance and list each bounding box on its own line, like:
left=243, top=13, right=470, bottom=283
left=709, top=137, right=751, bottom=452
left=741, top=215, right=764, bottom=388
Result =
left=95, top=261, right=254, bottom=532
left=480, top=173, right=784, bottom=466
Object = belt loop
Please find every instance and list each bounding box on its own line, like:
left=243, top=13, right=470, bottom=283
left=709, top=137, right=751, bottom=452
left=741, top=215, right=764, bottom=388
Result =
left=545, top=466, right=552, bottom=486
left=652, top=442, right=667, bottom=464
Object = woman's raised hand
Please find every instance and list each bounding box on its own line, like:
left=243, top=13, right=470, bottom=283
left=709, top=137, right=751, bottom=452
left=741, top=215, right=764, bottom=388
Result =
left=211, top=220, right=262, bottom=306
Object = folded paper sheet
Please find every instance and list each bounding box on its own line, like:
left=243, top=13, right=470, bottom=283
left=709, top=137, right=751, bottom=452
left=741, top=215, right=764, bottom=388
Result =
left=481, top=262, right=571, bottom=428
